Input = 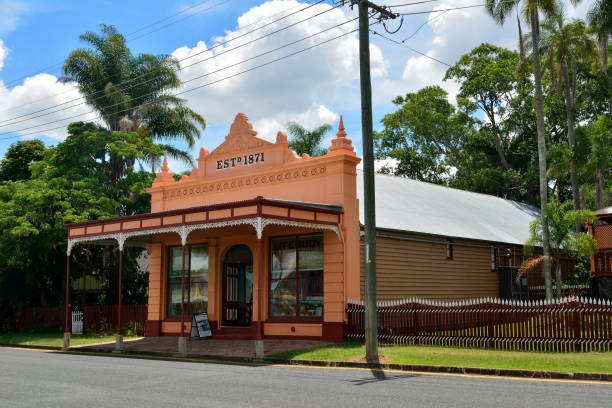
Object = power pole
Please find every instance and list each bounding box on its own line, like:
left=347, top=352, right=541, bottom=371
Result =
left=338, top=0, right=397, bottom=363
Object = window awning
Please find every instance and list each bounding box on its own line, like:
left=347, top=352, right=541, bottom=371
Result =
left=65, top=196, right=342, bottom=254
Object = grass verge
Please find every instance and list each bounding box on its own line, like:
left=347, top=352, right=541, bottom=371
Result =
left=272, top=342, right=612, bottom=374
left=0, top=333, right=138, bottom=347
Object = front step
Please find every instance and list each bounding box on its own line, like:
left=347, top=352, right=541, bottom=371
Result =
left=212, top=326, right=253, bottom=340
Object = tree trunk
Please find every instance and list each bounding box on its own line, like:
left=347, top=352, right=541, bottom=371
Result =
left=602, top=34, right=611, bottom=109
left=550, top=51, right=556, bottom=95
left=581, top=184, right=588, bottom=209
left=555, top=253, right=563, bottom=298
left=518, top=13, right=524, bottom=60
left=561, top=54, right=581, bottom=226
left=38, top=284, right=49, bottom=308
left=488, top=109, right=511, bottom=170
left=596, top=170, right=605, bottom=209
left=530, top=9, right=553, bottom=300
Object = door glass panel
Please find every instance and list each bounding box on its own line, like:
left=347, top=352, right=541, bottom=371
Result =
left=189, top=245, right=208, bottom=315
left=167, top=247, right=189, bottom=317
left=167, top=245, right=208, bottom=317
left=223, top=245, right=253, bottom=326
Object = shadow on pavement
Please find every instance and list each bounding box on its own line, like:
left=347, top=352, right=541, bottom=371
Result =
left=348, top=369, right=420, bottom=385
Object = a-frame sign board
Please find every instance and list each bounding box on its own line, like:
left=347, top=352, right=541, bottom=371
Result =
left=190, top=312, right=212, bottom=338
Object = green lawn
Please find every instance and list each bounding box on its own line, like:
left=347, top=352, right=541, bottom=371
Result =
left=272, top=342, right=612, bottom=374
left=0, top=333, right=139, bottom=348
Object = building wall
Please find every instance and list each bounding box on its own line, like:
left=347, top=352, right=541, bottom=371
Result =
left=144, top=114, right=359, bottom=340
left=360, top=231, right=499, bottom=300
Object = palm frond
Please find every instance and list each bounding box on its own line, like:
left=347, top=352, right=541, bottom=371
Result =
left=517, top=255, right=552, bottom=281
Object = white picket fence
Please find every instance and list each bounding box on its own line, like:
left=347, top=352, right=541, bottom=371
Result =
left=71, top=310, right=83, bottom=334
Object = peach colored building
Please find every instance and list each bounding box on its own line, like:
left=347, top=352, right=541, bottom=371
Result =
left=66, top=113, right=360, bottom=341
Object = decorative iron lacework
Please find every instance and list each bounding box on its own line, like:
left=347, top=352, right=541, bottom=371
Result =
left=260, top=218, right=341, bottom=239
left=68, top=217, right=340, bottom=253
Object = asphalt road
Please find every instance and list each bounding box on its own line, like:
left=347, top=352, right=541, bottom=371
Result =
left=1, top=347, right=611, bottom=408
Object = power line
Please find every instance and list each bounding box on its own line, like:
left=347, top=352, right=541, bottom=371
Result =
left=125, top=0, right=216, bottom=37
left=0, top=18, right=363, bottom=140
left=402, top=9, right=448, bottom=41
left=375, top=1, right=518, bottom=65
left=127, top=0, right=232, bottom=42
left=1, top=0, right=318, bottom=114
left=392, top=2, right=506, bottom=16
left=0, top=0, right=224, bottom=91
left=0, top=0, right=333, bottom=124
left=371, top=29, right=451, bottom=66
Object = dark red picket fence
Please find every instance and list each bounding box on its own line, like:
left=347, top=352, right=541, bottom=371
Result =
left=81, top=305, right=147, bottom=334
left=14, top=305, right=147, bottom=334
left=14, top=307, right=64, bottom=332
left=528, top=285, right=590, bottom=300
left=346, top=297, right=612, bottom=352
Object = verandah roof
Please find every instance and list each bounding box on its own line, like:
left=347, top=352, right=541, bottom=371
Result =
left=65, top=196, right=342, bottom=254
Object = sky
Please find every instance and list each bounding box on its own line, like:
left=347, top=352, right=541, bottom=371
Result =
left=0, top=0, right=595, bottom=173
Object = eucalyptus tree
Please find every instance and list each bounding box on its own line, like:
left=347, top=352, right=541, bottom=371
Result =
left=286, top=122, right=332, bottom=157
left=444, top=44, right=521, bottom=172
left=61, top=24, right=205, bottom=176
left=485, top=0, right=559, bottom=299
left=536, top=13, right=597, bottom=217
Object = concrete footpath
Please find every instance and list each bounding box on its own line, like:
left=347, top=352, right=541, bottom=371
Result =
left=2, top=340, right=611, bottom=383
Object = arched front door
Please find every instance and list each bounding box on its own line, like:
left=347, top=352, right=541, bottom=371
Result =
left=222, top=245, right=253, bottom=326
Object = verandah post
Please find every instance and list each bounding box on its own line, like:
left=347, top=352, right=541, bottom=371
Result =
left=253, top=216, right=265, bottom=360
left=114, top=248, right=124, bottom=352
left=256, top=237, right=263, bottom=340
left=64, top=252, right=71, bottom=350
left=178, top=241, right=187, bottom=356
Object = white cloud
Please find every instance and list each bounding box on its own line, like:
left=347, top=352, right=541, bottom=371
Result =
left=395, top=0, right=595, bottom=102
left=0, top=1, right=387, bottom=144
left=0, top=39, right=8, bottom=71
left=396, top=0, right=518, bottom=102
left=171, top=0, right=387, bottom=128
left=252, top=103, right=339, bottom=141
left=0, top=74, right=88, bottom=140
left=0, top=0, right=30, bottom=35
left=356, top=158, right=398, bottom=172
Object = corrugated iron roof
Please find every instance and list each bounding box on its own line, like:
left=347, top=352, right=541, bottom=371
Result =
left=356, top=170, right=539, bottom=245
left=594, top=206, right=612, bottom=216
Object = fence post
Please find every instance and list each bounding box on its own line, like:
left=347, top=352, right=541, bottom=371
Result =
left=572, top=301, right=581, bottom=352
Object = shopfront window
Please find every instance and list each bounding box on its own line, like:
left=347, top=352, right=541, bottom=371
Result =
left=167, top=244, right=208, bottom=317
left=270, top=234, right=323, bottom=318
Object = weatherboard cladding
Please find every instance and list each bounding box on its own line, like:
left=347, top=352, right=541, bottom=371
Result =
left=357, top=170, right=539, bottom=245
left=360, top=233, right=499, bottom=300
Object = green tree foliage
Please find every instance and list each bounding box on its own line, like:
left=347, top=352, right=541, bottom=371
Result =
left=375, top=84, right=540, bottom=203
left=286, top=122, right=331, bottom=157
left=61, top=25, right=205, bottom=171
left=375, top=86, right=478, bottom=183
left=0, top=140, right=46, bottom=182
left=523, top=198, right=597, bottom=297
left=444, top=44, right=522, bottom=171
left=0, top=122, right=160, bottom=314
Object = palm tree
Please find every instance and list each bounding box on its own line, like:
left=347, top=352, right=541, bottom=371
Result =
left=521, top=197, right=597, bottom=297
left=485, top=0, right=558, bottom=299
left=286, top=122, right=332, bottom=157
left=535, top=13, right=597, bottom=220
left=61, top=25, right=205, bottom=174
left=587, top=0, right=612, bottom=208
